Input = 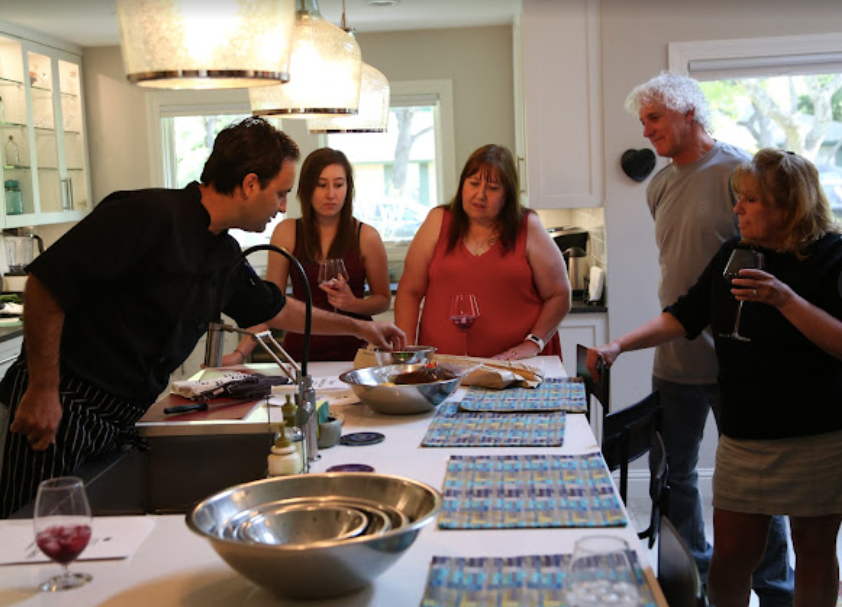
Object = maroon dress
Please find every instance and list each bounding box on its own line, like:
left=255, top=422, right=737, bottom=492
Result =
left=282, top=220, right=371, bottom=362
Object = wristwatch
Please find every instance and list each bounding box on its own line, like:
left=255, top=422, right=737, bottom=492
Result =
left=525, top=333, right=545, bottom=351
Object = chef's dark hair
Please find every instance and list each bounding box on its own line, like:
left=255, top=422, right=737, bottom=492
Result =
left=201, top=117, right=300, bottom=195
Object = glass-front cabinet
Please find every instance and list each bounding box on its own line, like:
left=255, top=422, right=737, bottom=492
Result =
left=0, top=30, right=89, bottom=227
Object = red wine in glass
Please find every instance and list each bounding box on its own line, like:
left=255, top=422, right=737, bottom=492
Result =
left=449, top=293, right=480, bottom=356
left=33, top=477, right=94, bottom=592
left=719, top=248, right=765, bottom=342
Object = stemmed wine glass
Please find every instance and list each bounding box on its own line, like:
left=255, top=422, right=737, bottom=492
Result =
left=566, top=536, right=640, bottom=607
left=449, top=293, right=480, bottom=356
left=33, top=477, right=93, bottom=592
left=719, top=248, right=765, bottom=342
left=318, top=259, right=350, bottom=311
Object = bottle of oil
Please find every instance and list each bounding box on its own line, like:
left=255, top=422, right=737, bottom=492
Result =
left=281, top=395, right=306, bottom=471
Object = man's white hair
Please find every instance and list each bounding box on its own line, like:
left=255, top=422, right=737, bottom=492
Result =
left=625, top=71, right=713, bottom=133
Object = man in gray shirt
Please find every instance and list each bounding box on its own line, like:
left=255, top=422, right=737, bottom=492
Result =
left=626, top=72, right=793, bottom=605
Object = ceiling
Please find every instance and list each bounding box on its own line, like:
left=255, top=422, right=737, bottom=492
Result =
left=0, top=0, right=522, bottom=49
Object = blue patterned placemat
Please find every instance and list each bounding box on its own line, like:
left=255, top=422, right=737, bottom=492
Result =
left=439, top=453, right=627, bottom=529
left=458, top=377, right=587, bottom=413
left=421, top=552, right=657, bottom=607
left=421, top=402, right=566, bottom=447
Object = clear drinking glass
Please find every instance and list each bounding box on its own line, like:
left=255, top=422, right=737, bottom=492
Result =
left=719, top=248, right=765, bottom=342
left=318, top=259, right=350, bottom=311
left=566, top=536, right=640, bottom=607
left=449, top=293, right=480, bottom=356
left=33, top=476, right=93, bottom=592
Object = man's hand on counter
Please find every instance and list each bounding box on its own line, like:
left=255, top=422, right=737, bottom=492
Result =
left=9, top=387, right=62, bottom=451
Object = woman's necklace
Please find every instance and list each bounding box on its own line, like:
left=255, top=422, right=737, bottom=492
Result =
left=469, top=232, right=498, bottom=256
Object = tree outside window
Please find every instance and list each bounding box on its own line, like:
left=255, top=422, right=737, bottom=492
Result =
left=700, top=74, right=842, bottom=219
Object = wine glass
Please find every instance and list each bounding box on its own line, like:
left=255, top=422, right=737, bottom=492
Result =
left=719, top=248, right=765, bottom=342
left=449, top=293, right=480, bottom=356
left=33, top=477, right=93, bottom=592
left=318, top=259, right=350, bottom=311
left=566, top=536, right=640, bottom=607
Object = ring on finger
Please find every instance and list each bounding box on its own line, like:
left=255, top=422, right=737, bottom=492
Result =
left=752, top=288, right=758, bottom=297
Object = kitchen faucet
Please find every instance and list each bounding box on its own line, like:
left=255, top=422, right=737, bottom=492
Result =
left=204, top=244, right=318, bottom=469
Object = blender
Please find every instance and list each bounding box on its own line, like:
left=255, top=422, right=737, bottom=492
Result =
left=3, top=232, right=43, bottom=292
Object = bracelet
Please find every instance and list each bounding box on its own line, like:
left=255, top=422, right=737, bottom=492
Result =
left=525, top=333, right=545, bottom=351
left=234, top=348, right=247, bottom=361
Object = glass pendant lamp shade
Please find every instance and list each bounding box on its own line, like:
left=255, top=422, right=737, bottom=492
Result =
left=116, top=0, right=296, bottom=89
left=307, top=63, right=389, bottom=133
left=250, top=0, right=362, bottom=117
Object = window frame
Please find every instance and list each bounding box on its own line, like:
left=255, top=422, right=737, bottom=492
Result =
left=668, top=32, right=842, bottom=79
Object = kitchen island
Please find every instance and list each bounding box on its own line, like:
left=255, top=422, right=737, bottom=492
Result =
left=0, top=358, right=667, bottom=606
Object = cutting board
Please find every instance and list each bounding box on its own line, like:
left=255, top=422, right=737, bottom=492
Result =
left=139, top=393, right=265, bottom=423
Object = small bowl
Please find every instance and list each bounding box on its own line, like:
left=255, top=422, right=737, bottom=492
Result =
left=339, top=363, right=461, bottom=414
left=187, top=473, right=442, bottom=599
left=235, top=503, right=369, bottom=546
left=371, top=345, right=436, bottom=366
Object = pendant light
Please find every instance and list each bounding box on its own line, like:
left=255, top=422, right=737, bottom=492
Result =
left=250, top=0, right=362, bottom=118
left=116, top=0, right=296, bottom=89
left=307, top=2, right=390, bottom=133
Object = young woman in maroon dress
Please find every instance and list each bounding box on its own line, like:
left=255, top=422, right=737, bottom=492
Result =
left=228, top=148, right=391, bottom=362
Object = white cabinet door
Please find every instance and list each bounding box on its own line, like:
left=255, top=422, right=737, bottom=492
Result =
left=0, top=29, right=90, bottom=228
left=520, top=0, right=603, bottom=208
left=0, top=335, right=22, bottom=378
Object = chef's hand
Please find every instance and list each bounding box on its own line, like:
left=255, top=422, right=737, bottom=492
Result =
left=731, top=269, right=794, bottom=308
left=320, top=279, right=355, bottom=311
left=586, top=343, right=620, bottom=381
left=9, top=387, right=62, bottom=451
left=359, top=321, right=406, bottom=352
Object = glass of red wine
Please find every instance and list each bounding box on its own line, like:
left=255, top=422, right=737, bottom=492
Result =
left=449, top=293, right=480, bottom=356
left=719, top=248, right=766, bottom=342
left=33, top=477, right=93, bottom=592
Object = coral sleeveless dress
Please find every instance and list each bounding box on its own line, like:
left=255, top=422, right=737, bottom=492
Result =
left=417, top=210, right=562, bottom=359
left=282, top=220, right=371, bottom=362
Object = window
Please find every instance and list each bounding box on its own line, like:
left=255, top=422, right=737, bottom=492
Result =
left=670, top=34, right=842, bottom=219
left=325, top=80, right=456, bottom=245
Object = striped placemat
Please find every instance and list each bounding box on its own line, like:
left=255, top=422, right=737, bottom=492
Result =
left=438, top=453, right=626, bottom=529
left=421, top=402, right=565, bottom=447
left=421, top=552, right=658, bottom=607
left=458, top=377, right=587, bottom=413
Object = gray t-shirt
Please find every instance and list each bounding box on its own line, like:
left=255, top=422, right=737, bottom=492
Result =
left=647, top=140, right=749, bottom=383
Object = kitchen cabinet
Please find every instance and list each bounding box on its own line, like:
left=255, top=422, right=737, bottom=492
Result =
left=0, top=332, right=22, bottom=378
left=517, top=0, right=604, bottom=208
left=0, top=27, right=90, bottom=228
left=559, top=310, right=607, bottom=436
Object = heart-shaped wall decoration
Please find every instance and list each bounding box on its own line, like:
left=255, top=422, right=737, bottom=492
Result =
left=621, top=148, right=656, bottom=182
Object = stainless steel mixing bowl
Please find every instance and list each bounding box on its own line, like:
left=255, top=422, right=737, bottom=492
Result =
left=371, top=345, right=436, bottom=365
left=339, top=363, right=462, bottom=414
left=187, top=473, right=442, bottom=599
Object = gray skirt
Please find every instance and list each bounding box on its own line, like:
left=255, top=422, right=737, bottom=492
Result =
left=713, top=428, right=842, bottom=517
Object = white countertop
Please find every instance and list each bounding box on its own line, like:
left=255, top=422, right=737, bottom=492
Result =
left=0, top=357, right=667, bottom=606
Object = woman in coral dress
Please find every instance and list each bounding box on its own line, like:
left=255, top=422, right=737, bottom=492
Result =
left=396, top=144, right=570, bottom=360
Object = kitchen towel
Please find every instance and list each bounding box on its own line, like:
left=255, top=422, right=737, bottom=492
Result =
left=457, top=377, right=587, bottom=413
left=421, top=552, right=658, bottom=607
left=438, top=453, right=626, bottom=530
left=421, top=402, right=565, bottom=448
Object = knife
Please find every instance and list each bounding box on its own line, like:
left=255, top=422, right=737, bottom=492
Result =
left=163, top=399, right=254, bottom=415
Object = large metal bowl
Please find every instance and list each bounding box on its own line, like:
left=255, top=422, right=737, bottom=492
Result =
left=187, top=473, right=442, bottom=599
left=339, top=363, right=462, bottom=414
left=371, top=345, right=436, bottom=366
